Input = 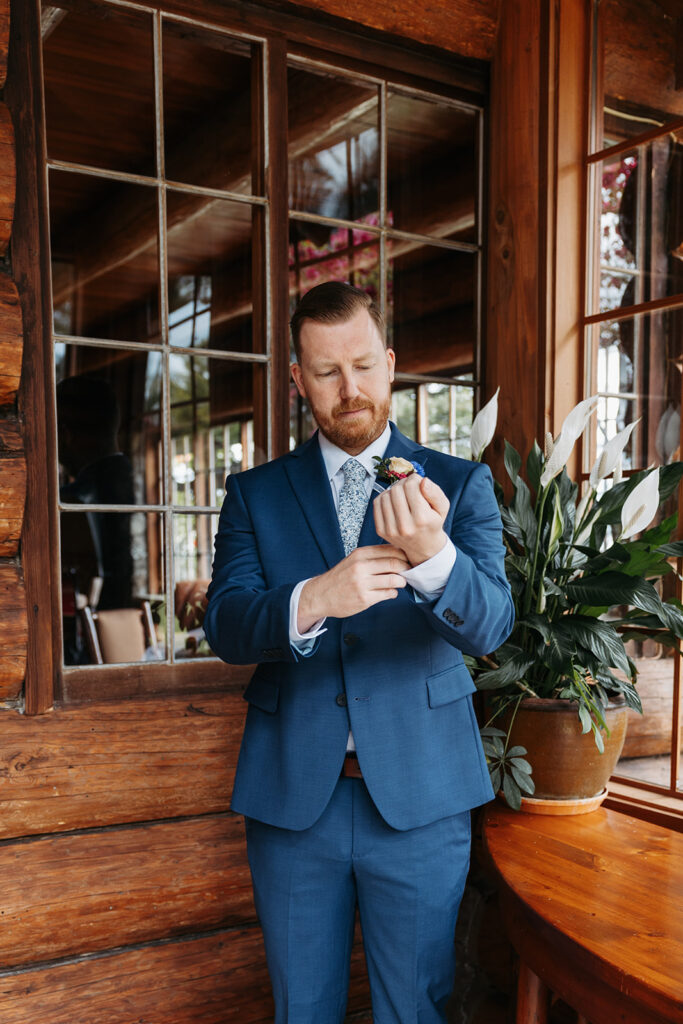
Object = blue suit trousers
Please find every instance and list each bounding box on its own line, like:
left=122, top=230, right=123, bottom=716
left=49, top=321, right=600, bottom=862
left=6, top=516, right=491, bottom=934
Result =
left=245, top=776, right=471, bottom=1023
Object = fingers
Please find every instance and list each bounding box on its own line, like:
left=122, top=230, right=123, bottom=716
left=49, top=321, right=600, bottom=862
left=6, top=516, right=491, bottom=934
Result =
left=419, top=476, right=449, bottom=519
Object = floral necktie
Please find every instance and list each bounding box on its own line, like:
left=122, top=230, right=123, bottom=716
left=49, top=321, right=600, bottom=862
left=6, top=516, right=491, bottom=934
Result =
left=338, top=458, right=369, bottom=556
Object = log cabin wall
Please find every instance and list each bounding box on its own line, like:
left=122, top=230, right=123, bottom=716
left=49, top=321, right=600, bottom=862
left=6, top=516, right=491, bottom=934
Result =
left=0, top=0, right=592, bottom=1021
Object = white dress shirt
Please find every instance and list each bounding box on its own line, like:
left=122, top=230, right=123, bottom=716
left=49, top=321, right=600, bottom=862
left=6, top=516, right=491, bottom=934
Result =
left=287, top=426, right=457, bottom=752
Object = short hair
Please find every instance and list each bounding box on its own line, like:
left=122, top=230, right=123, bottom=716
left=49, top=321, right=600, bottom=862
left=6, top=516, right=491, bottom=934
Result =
left=290, top=282, right=386, bottom=361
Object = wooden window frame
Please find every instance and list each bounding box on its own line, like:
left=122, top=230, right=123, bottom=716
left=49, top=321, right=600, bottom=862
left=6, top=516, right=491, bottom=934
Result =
left=14, top=0, right=488, bottom=711
left=583, top=0, right=683, bottom=822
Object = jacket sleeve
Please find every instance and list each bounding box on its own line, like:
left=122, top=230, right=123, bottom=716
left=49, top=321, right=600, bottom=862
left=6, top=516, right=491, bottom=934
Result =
left=203, top=473, right=322, bottom=665
left=418, top=461, right=514, bottom=656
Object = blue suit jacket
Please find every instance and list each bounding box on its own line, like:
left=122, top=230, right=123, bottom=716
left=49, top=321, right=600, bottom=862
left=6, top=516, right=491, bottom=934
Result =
left=205, top=424, right=514, bottom=831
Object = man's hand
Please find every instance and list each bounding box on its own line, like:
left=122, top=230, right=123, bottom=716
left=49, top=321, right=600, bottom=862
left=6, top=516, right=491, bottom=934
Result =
left=373, top=474, right=450, bottom=567
left=298, top=545, right=410, bottom=633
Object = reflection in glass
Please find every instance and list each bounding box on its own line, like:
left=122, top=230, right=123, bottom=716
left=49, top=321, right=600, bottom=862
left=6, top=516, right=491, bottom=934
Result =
left=43, top=5, right=155, bottom=175
left=49, top=170, right=160, bottom=342
left=390, top=382, right=473, bottom=458
left=388, top=242, right=475, bottom=376
left=163, top=23, right=256, bottom=195
left=599, top=0, right=683, bottom=146
left=173, top=514, right=219, bottom=659
left=61, top=510, right=164, bottom=666
left=170, top=353, right=259, bottom=505
left=288, top=65, right=379, bottom=222
left=387, top=91, right=477, bottom=243
left=615, top=657, right=676, bottom=788
left=167, top=191, right=255, bottom=353
left=392, top=387, right=417, bottom=440
left=56, top=346, right=163, bottom=506
left=596, top=138, right=682, bottom=314
left=589, top=311, right=678, bottom=472
left=289, top=221, right=380, bottom=310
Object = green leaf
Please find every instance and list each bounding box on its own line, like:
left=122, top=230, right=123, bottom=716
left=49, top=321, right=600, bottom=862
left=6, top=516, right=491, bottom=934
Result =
left=578, top=704, right=592, bottom=734
left=526, top=441, right=543, bottom=494
left=475, top=651, right=536, bottom=690
left=506, top=745, right=527, bottom=758
left=480, top=726, right=507, bottom=739
left=502, top=772, right=522, bottom=810
left=656, top=541, right=683, bottom=558
left=592, top=725, right=605, bottom=754
left=490, top=767, right=502, bottom=793
left=510, top=764, right=536, bottom=794
left=504, top=441, right=522, bottom=484
left=554, top=617, right=632, bottom=677
left=512, top=477, right=538, bottom=550
left=509, top=756, right=533, bottom=773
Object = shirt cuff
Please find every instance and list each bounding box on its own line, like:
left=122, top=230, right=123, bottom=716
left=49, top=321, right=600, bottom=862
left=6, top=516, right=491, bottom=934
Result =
left=289, top=578, right=327, bottom=648
left=402, top=538, right=457, bottom=601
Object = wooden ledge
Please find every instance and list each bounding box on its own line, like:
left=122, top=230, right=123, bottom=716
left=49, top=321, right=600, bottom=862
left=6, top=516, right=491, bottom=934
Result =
left=483, top=804, right=683, bottom=1024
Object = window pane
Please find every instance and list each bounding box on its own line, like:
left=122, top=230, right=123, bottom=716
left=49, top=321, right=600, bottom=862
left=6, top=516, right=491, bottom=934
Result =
left=425, top=382, right=473, bottom=458
left=288, top=221, right=380, bottom=309
left=43, top=5, right=155, bottom=175
left=172, top=513, right=219, bottom=660
left=49, top=170, right=160, bottom=343
left=392, top=387, right=417, bottom=440
left=387, top=91, right=477, bottom=243
left=61, top=510, right=164, bottom=666
left=288, top=65, right=379, bottom=223
left=388, top=242, right=475, bottom=376
left=597, top=0, right=683, bottom=150
left=56, top=345, right=163, bottom=506
left=615, top=656, right=678, bottom=789
left=170, top=353, right=261, bottom=503
left=592, top=139, right=683, bottom=315
left=163, top=23, right=258, bottom=196
left=167, top=191, right=257, bottom=354
left=587, top=311, right=679, bottom=471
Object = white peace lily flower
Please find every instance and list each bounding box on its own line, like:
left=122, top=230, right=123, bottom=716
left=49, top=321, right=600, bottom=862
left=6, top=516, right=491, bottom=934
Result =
left=540, top=396, right=599, bottom=488
left=588, top=419, right=639, bottom=489
left=620, top=467, right=660, bottom=540
left=612, top=457, right=623, bottom=484
left=470, top=387, right=499, bottom=461
left=655, top=405, right=680, bottom=464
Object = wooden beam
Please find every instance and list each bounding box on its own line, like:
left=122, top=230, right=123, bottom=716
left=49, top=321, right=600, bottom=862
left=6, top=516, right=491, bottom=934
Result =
left=0, top=563, right=27, bottom=699
left=0, top=272, right=22, bottom=405
left=0, top=0, right=8, bottom=90
left=0, top=813, right=254, bottom=970
left=0, top=103, right=15, bottom=257
left=0, top=920, right=371, bottom=1023
left=0, top=451, right=25, bottom=555
left=0, top=693, right=247, bottom=840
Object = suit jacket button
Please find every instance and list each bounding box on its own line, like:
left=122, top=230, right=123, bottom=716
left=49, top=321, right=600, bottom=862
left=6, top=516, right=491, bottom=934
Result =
left=344, top=634, right=359, bottom=646
left=336, top=693, right=347, bottom=707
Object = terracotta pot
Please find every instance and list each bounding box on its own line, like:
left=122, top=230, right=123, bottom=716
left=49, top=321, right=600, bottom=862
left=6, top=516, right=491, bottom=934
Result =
left=502, top=697, right=629, bottom=803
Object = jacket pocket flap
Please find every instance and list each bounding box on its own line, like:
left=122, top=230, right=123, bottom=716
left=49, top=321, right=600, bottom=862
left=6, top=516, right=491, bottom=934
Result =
left=243, top=676, right=280, bottom=713
left=427, top=664, right=476, bottom=708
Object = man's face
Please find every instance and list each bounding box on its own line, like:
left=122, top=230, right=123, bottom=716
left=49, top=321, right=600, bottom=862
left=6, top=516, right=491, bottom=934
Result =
left=291, top=308, right=395, bottom=455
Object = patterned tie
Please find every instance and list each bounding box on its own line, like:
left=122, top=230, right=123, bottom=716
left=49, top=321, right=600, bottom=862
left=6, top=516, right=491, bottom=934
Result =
left=338, top=458, right=369, bottom=556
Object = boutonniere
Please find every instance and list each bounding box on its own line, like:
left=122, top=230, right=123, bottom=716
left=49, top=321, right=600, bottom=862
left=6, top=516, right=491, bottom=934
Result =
left=373, top=455, right=426, bottom=487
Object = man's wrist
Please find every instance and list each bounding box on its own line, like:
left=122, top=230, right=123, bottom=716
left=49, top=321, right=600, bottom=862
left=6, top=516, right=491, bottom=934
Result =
left=405, top=531, right=449, bottom=568
left=298, top=575, right=326, bottom=633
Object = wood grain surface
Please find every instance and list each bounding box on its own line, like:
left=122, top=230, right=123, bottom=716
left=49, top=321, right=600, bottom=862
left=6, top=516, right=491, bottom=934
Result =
left=0, top=103, right=15, bottom=255
left=0, top=693, right=245, bottom=839
left=484, top=805, right=683, bottom=1024
left=0, top=813, right=253, bottom=969
left=0, top=272, right=22, bottom=406
left=0, top=0, right=8, bottom=89
left=0, top=922, right=371, bottom=1023
left=0, top=562, right=26, bottom=698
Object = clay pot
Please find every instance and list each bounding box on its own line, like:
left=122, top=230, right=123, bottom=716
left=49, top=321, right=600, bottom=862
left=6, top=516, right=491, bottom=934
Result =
left=502, top=697, right=629, bottom=805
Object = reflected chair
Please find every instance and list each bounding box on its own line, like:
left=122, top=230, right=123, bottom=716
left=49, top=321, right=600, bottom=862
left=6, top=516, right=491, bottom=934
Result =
left=82, top=601, right=158, bottom=665
left=174, top=579, right=210, bottom=656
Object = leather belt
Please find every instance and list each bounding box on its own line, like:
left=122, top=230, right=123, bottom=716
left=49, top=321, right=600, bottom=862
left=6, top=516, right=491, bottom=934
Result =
left=341, top=753, right=363, bottom=779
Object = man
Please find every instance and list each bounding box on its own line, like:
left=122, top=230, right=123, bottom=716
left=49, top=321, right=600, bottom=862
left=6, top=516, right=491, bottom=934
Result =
left=205, top=282, right=513, bottom=1023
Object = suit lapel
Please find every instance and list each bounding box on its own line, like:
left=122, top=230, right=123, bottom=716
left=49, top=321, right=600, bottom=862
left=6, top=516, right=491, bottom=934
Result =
left=356, top=423, right=431, bottom=549
left=284, top=433, right=345, bottom=569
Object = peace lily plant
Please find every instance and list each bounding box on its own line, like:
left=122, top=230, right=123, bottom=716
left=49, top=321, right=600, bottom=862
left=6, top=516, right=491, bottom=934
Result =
left=469, top=393, right=683, bottom=809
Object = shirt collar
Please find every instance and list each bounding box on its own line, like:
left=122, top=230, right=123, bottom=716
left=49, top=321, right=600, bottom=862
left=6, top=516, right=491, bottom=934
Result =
left=318, top=422, right=392, bottom=482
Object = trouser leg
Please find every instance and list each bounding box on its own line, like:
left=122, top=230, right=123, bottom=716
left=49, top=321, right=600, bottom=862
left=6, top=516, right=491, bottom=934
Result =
left=351, top=780, right=472, bottom=1024
left=244, top=780, right=357, bottom=1024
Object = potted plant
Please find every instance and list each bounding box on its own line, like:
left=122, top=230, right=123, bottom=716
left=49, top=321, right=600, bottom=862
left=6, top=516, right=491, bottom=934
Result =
left=469, top=392, right=683, bottom=811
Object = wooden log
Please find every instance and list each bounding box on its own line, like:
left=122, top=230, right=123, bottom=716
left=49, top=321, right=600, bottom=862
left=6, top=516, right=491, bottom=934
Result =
left=0, top=563, right=26, bottom=699
left=0, top=104, right=15, bottom=256
left=0, top=415, right=22, bottom=452
left=0, top=692, right=247, bottom=840
left=0, top=273, right=22, bottom=406
left=0, top=922, right=371, bottom=1023
left=0, top=813, right=254, bottom=969
left=0, top=0, right=8, bottom=90
left=0, top=452, right=25, bottom=555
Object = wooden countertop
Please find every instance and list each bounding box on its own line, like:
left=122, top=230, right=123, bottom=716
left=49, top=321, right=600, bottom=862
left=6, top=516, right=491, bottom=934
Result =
left=483, top=805, right=683, bottom=1024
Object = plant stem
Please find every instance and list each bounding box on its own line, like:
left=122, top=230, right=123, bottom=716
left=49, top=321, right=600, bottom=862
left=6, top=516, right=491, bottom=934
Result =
left=524, top=485, right=549, bottom=616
